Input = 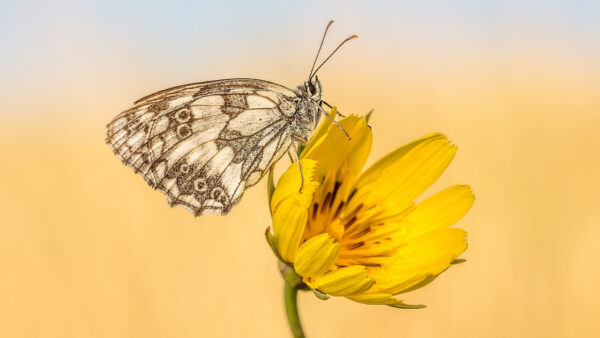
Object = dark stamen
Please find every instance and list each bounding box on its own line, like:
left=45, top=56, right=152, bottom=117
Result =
left=333, top=201, right=345, bottom=219
left=350, top=226, right=371, bottom=239
left=344, top=204, right=363, bottom=221
left=347, top=241, right=365, bottom=250
left=322, top=192, right=332, bottom=211
left=329, top=181, right=341, bottom=208
left=312, top=203, right=319, bottom=220
left=347, top=188, right=357, bottom=202
left=344, top=216, right=357, bottom=230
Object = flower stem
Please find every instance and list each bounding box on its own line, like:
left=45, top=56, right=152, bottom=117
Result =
left=284, top=282, right=305, bottom=338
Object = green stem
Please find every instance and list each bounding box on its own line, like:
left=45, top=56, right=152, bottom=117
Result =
left=284, top=282, right=305, bottom=338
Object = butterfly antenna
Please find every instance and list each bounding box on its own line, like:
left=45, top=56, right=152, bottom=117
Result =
left=309, top=20, right=335, bottom=80
left=310, top=34, right=358, bottom=80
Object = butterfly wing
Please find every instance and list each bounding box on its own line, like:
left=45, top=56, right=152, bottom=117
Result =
left=106, top=79, right=299, bottom=216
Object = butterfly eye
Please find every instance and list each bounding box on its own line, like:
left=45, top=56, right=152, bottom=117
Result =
left=308, top=83, right=316, bottom=95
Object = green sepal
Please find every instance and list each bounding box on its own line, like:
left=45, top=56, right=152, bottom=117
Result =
left=450, top=258, right=466, bottom=265
left=387, top=302, right=426, bottom=310
left=365, top=109, right=374, bottom=123
left=312, top=289, right=330, bottom=300
left=279, top=261, right=305, bottom=289
left=265, top=227, right=285, bottom=264
left=267, top=167, right=276, bottom=213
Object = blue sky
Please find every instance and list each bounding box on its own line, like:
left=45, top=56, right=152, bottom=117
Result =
left=1, top=0, right=598, bottom=122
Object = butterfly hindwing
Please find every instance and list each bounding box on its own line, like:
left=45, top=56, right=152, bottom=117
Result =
left=106, top=79, right=299, bottom=216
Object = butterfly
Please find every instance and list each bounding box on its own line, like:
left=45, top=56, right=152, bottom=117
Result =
left=105, top=21, right=356, bottom=216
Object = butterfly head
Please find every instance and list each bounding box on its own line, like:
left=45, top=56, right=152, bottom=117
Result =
left=304, top=76, right=322, bottom=101
left=293, top=21, right=357, bottom=140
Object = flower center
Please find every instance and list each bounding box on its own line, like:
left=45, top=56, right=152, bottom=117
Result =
left=301, top=178, right=395, bottom=268
left=304, top=181, right=347, bottom=241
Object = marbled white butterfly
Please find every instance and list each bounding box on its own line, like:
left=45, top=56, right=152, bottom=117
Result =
left=105, top=21, right=356, bottom=216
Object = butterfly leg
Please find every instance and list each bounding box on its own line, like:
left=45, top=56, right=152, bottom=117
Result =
left=290, top=141, right=304, bottom=193
left=322, top=100, right=347, bottom=118
left=293, top=134, right=309, bottom=143
left=318, top=105, right=351, bottom=140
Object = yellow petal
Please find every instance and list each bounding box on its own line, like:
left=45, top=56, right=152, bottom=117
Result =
left=308, top=265, right=375, bottom=296
left=400, top=185, right=475, bottom=241
left=273, top=199, right=309, bottom=263
left=294, top=233, right=340, bottom=277
left=348, top=133, right=456, bottom=215
left=270, top=159, right=318, bottom=214
left=271, top=159, right=319, bottom=262
left=372, top=228, right=467, bottom=295
left=302, top=107, right=338, bottom=154
left=347, top=292, right=395, bottom=304
left=393, top=274, right=439, bottom=295
left=302, top=116, right=372, bottom=185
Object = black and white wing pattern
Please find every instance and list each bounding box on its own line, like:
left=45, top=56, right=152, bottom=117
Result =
left=106, top=79, right=299, bottom=216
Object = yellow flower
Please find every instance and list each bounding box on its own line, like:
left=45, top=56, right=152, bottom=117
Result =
left=267, top=110, right=474, bottom=308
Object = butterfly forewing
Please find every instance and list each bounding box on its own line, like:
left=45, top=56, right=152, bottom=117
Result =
left=106, top=79, right=299, bottom=216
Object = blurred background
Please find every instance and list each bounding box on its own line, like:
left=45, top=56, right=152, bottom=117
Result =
left=1, top=1, right=599, bottom=337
